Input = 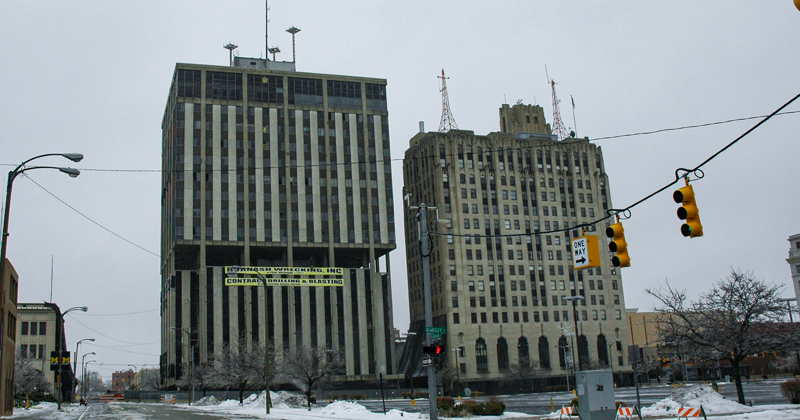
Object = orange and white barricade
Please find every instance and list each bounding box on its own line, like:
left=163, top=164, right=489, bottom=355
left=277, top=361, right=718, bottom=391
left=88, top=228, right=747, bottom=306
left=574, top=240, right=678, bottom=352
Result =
left=616, top=406, right=635, bottom=419
left=677, top=405, right=707, bottom=419
left=559, top=406, right=579, bottom=419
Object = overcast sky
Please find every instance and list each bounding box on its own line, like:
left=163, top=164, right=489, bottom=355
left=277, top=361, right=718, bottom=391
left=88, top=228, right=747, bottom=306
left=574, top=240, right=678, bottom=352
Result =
left=1, top=1, right=798, bottom=380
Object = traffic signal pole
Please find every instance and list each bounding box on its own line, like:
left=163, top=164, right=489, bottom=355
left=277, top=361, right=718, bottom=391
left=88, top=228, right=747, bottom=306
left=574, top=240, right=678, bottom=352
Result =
left=418, top=203, right=438, bottom=420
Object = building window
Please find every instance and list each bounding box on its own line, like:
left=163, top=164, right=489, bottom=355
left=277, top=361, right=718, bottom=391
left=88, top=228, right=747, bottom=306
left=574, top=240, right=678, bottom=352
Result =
left=538, top=336, right=551, bottom=368
left=497, top=337, right=510, bottom=371
left=453, top=313, right=460, bottom=324
left=476, top=338, right=489, bottom=372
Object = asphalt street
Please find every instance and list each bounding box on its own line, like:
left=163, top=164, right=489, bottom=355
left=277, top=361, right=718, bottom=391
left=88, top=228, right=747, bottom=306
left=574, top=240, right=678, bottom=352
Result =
left=11, top=402, right=254, bottom=419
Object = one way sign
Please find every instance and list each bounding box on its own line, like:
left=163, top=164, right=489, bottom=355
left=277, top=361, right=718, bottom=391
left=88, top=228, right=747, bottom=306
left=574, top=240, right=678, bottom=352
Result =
left=571, top=235, right=601, bottom=270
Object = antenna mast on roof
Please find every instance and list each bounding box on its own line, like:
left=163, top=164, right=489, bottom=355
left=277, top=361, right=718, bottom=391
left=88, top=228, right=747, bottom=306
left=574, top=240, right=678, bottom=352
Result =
left=438, top=69, right=458, bottom=132
left=286, top=26, right=301, bottom=63
left=224, top=43, right=238, bottom=66
left=265, top=0, right=269, bottom=60
left=546, top=66, right=569, bottom=141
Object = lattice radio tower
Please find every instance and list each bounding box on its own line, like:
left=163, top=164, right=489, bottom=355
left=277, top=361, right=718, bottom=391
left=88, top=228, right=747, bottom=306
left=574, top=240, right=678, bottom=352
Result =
left=438, top=69, right=458, bottom=132
left=546, top=66, right=569, bottom=141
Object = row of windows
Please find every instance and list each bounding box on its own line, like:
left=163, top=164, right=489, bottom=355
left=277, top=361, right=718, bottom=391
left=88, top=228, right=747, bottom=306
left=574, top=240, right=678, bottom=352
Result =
left=458, top=308, right=623, bottom=325
left=19, top=344, right=46, bottom=359
left=177, top=70, right=387, bottom=110
left=468, top=334, right=620, bottom=373
left=20, top=321, right=46, bottom=336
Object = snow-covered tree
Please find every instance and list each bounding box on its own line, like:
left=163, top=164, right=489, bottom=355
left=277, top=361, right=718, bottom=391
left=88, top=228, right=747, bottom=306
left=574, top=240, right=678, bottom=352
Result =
left=281, top=346, right=345, bottom=410
left=14, top=354, right=51, bottom=398
left=648, top=268, right=799, bottom=404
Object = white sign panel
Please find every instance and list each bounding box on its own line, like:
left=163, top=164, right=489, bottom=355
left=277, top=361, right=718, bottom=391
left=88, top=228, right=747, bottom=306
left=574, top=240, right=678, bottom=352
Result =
left=572, top=237, right=589, bottom=269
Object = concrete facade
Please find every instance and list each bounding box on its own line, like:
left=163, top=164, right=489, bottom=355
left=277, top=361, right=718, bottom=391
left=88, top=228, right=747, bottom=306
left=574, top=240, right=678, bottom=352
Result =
left=160, top=60, right=397, bottom=388
left=15, top=302, right=75, bottom=402
left=401, top=103, right=631, bottom=391
left=787, top=234, right=800, bottom=309
left=626, top=309, right=663, bottom=364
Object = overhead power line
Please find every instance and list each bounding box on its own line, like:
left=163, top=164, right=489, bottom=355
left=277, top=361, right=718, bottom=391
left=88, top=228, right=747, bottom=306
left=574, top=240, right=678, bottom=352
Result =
left=431, top=92, right=800, bottom=241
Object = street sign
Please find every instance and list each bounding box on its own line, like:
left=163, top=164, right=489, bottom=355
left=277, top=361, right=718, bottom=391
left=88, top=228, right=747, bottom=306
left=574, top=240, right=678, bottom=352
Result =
left=431, top=333, right=441, bottom=340
left=422, top=357, right=433, bottom=366
left=571, top=235, right=601, bottom=269
left=425, top=327, right=446, bottom=334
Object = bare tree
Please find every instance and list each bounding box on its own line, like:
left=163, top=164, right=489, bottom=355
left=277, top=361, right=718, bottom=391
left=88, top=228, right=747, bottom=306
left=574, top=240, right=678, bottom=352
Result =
left=503, top=356, right=542, bottom=392
left=84, top=371, right=106, bottom=393
left=205, top=338, right=262, bottom=404
left=138, top=368, right=161, bottom=391
left=14, top=353, right=51, bottom=402
left=647, top=269, right=798, bottom=404
left=281, top=346, right=345, bottom=410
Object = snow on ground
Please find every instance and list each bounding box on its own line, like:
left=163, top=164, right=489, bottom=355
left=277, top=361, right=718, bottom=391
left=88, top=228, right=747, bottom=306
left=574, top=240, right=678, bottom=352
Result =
left=8, top=402, right=86, bottom=419
left=540, top=384, right=800, bottom=420
left=8, top=387, right=800, bottom=419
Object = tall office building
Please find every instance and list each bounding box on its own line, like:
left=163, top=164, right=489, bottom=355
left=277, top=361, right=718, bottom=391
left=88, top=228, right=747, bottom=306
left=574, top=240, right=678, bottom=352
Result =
left=160, top=57, right=397, bottom=387
left=402, top=103, right=631, bottom=391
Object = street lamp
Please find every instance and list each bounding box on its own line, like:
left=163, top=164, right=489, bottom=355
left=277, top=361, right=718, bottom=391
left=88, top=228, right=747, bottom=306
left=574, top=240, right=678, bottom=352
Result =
left=228, top=265, right=272, bottom=414
left=57, top=306, right=87, bottom=409
left=127, top=365, right=138, bottom=390
left=0, top=153, right=83, bottom=284
left=74, top=339, right=94, bottom=400
left=84, top=360, right=96, bottom=396
left=81, top=352, right=95, bottom=399
left=170, top=327, right=197, bottom=405
left=563, top=295, right=585, bottom=371
left=451, top=348, right=461, bottom=400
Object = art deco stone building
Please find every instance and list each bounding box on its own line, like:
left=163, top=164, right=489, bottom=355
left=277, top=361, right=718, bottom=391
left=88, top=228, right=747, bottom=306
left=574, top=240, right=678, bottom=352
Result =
left=402, top=103, right=631, bottom=391
left=160, top=57, right=396, bottom=387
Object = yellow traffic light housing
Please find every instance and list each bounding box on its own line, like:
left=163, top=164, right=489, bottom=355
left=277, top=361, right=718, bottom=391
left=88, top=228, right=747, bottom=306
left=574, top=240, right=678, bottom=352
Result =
left=673, top=183, right=703, bottom=238
left=605, top=221, right=630, bottom=267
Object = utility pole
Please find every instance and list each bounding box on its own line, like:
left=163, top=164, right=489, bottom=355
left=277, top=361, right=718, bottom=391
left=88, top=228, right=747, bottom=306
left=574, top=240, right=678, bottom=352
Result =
left=564, top=295, right=585, bottom=371
left=411, top=201, right=438, bottom=420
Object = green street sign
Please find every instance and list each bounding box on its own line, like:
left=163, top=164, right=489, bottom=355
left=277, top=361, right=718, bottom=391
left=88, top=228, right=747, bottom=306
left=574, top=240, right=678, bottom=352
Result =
left=425, top=327, right=446, bottom=334
left=431, top=333, right=442, bottom=340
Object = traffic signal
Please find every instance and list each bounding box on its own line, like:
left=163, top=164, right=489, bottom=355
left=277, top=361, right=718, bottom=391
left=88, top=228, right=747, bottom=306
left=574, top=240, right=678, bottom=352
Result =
left=673, top=183, right=703, bottom=238
left=423, top=343, right=445, bottom=356
left=605, top=221, right=630, bottom=267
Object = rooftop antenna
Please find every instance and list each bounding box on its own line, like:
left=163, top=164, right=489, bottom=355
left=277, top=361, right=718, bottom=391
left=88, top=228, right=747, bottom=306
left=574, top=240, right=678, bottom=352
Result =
left=268, top=46, right=281, bottom=61
left=223, top=43, right=238, bottom=66
left=265, top=0, right=270, bottom=60
left=438, top=69, right=458, bottom=132
left=286, top=26, right=301, bottom=62
left=546, top=65, right=568, bottom=141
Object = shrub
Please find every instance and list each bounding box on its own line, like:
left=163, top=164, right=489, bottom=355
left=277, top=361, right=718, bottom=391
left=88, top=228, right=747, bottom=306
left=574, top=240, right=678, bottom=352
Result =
left=437, top=396, right=455, bottom=410
left=401, top=392, right=412, bottom=399
left=350, top=394, right=366, bottom=401
left=616, top=401, right=628, bottom=409
left=414, top=392, right=429, bottom=399
left=781, top=380, right=800, bottom=404
left=468, top=396, right=506, bottom=415
left=570, top=396, right=579, bottom=407
left=546, top=385, right=569, bottom=392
